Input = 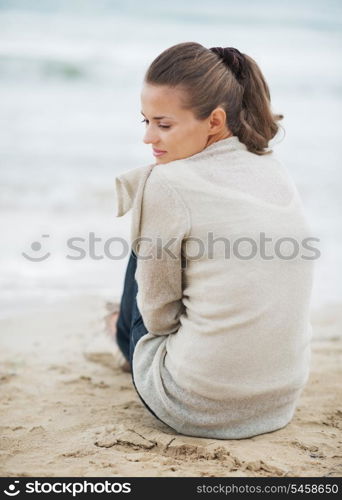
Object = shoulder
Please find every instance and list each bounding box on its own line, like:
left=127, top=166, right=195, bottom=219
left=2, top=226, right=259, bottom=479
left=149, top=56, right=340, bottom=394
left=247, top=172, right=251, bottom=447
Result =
left=115, top=163, right=154, bottom=217
left=144, top=162, right=186, bottom=201
left=141, top=165, right=191, bottom=236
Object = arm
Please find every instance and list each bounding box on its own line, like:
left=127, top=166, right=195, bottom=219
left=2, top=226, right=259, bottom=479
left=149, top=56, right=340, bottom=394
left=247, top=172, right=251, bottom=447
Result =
left=134, top=170, right=190, bottom=336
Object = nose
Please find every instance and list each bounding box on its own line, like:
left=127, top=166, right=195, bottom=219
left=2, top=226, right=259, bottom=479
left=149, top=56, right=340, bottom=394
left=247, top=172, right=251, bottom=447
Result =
left=143, top=126, right=159, bottom=145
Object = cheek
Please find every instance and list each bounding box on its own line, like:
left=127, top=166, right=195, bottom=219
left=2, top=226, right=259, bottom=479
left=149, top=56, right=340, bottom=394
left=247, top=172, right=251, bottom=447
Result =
left=183, top=127, right=205, bottom=149
left=172, top=125, right=193, bottom=141
left=166, top=122, right=204, bottom=152
left=166, top=129, right=183, bottom=149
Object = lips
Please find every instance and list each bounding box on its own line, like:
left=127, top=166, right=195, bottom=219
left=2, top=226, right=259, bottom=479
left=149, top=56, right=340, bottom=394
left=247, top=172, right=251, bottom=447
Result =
left=152, top=148, right=167, bottom=157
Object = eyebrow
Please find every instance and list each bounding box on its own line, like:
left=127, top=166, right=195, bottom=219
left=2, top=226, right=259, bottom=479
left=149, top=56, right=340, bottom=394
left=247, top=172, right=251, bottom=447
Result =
left=140, top=111, right=174, bottom=120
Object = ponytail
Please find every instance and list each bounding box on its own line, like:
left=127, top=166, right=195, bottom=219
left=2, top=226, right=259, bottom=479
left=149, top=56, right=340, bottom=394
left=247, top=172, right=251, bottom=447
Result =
left=236, top=53, right=283, bottom=155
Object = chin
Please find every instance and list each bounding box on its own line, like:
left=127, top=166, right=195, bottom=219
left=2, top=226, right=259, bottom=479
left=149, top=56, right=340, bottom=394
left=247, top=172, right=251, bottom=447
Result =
left=155, top=157, right=167, bottom=164
left=156, top=153, right=179, bottom=165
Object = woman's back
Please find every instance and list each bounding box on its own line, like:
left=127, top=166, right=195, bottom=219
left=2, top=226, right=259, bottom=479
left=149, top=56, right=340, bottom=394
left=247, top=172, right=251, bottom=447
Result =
left=118, top=135, right=315, bottom=438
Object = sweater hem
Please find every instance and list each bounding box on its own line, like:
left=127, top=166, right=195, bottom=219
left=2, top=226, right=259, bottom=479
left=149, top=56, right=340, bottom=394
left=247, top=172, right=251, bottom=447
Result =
left=134, top=382, right=299, bottom=439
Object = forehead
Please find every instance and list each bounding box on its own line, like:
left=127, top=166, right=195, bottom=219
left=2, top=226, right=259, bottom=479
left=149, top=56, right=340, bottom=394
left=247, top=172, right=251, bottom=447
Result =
left=140, top=83, right=186, bottom=115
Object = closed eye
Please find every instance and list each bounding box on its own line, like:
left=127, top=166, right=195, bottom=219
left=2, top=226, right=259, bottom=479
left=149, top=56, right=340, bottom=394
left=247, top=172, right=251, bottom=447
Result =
left=141, top=119, right=170, bottom=129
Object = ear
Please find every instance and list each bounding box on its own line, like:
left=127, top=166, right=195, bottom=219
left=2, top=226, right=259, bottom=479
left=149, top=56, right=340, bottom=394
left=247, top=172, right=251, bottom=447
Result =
left=208, top=107, right=227, bottom=134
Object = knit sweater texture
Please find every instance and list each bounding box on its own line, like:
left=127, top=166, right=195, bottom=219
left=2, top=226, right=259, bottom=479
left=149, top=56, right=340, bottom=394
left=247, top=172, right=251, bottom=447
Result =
left=114, top=136, right=314, bottom=439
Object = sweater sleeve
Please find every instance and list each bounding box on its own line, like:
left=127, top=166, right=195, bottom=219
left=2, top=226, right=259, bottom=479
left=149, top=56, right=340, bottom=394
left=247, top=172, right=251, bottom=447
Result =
left=134, top=170, right=190, bottom=336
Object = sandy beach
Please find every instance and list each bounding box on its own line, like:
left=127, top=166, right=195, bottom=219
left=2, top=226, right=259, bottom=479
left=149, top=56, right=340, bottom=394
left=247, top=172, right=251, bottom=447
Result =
left=0, top=295, right=341, bottom=477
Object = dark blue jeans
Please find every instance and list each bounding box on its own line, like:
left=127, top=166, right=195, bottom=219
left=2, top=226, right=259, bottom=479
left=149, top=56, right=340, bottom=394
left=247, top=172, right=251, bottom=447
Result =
left=115, top=250, right=148, bottom=366
left=115, top=249, right=166, bottom=425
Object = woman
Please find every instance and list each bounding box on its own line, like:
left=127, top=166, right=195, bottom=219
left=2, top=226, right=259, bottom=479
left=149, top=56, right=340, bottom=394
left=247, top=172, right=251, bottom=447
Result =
left=112, top=42, right=314, bottom=439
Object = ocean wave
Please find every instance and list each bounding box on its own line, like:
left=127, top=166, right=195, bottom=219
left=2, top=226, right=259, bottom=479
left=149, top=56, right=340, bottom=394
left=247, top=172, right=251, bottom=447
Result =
left=0, top=54, right=91, bottom=80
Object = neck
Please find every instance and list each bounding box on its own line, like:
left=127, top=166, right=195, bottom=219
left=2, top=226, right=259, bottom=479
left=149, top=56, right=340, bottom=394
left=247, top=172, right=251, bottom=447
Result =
left=206, top=130, right=233, bottom=148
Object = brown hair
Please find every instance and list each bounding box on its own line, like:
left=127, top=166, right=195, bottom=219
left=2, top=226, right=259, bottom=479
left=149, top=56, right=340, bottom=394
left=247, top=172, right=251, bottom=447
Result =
left=144, top=42, right=283, bottom=156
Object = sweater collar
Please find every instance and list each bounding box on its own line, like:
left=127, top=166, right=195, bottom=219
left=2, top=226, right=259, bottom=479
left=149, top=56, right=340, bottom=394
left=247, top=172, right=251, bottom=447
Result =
left=187, top=135, right=247, bottom=161
left=115, top=135, right=247, bottom=217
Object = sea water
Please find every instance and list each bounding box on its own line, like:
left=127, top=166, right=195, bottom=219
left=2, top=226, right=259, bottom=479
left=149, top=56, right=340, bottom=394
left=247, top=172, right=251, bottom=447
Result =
left=0, top=0, right=341, bottom=318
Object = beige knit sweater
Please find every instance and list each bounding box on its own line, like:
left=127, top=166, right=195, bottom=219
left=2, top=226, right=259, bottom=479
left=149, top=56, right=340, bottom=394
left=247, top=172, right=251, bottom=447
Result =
left=114, top=136, right=314, bottom=439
